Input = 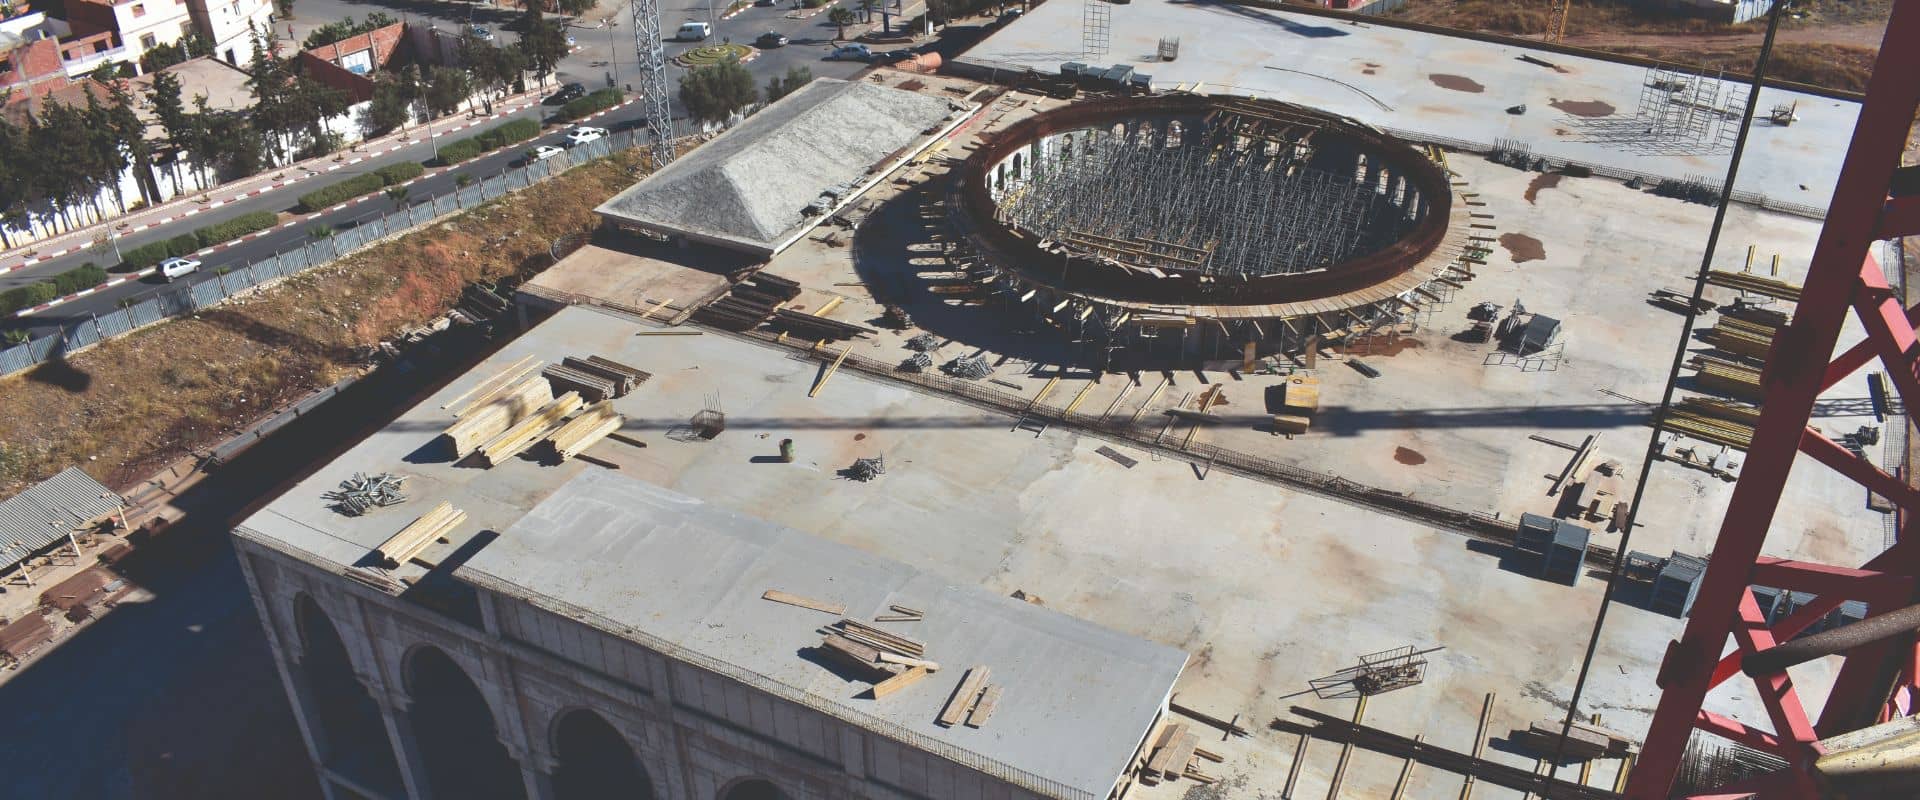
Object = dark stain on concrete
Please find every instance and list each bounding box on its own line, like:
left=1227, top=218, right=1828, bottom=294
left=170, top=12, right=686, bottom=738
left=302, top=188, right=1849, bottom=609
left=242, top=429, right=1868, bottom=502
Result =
left=1394, top=447, right=1428, bottom=465
left=854, top=433, right=867, bottom=441
left=1429, top=74, right=1485, bottom=93
left=1501, top=233, right=1546, bottom=263
left=1550, top=98, right=1615, bottom=118
left=1524, top=173, right=1563, bottom=205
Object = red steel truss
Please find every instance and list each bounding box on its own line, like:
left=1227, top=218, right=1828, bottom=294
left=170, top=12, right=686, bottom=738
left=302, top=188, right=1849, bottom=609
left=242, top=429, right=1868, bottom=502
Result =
left=1628, top=0, right=1920, bottom=795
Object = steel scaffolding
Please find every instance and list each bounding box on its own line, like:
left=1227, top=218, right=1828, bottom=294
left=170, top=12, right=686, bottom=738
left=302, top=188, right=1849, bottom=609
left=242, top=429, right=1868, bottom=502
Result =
left=630, top=0, right=675, bottom=169
left=998, top=124, right=1414, bottom=279
left=1626, top=0, right=1920, bottom=795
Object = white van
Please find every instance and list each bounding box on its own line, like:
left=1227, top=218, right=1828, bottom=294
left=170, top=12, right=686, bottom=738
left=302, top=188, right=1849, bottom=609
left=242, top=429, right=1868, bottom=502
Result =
left=676, top=21, right=711, bottom=41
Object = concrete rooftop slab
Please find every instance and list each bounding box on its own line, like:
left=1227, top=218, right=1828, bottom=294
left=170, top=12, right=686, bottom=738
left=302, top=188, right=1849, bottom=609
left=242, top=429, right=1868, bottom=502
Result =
left=956, top=0, right=1861, bottom=213
left=457, top=469, right=1188, bottom=800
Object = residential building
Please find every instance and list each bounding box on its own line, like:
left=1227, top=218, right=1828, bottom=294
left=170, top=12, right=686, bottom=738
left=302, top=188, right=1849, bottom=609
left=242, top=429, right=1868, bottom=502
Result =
left=63, top=0, right=192, bottom=68
left=184, top=0, right=272, bottom=66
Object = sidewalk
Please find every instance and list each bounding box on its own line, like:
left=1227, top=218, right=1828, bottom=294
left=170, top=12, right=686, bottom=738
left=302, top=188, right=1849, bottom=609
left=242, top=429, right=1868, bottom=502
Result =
left=0, top=90, right=547, bottom=275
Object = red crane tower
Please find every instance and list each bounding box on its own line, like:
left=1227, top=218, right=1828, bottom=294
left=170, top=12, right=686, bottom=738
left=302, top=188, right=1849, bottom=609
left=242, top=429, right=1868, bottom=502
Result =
left=1628, top=0, right=1920, bottom=795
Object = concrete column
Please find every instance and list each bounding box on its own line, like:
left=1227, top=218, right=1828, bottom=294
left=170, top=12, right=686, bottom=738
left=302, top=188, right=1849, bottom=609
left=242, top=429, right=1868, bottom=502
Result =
left=378, top=690, right=435, bottom=800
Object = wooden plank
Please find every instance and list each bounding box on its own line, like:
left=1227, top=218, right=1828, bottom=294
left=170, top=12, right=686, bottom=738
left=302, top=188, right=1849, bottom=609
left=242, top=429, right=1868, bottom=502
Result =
left=1549, top=435, right=1598, bottom=496
left=1284, top=733, right=1312, bottom=798
left=1161, top=733, right=1200, bottom=780
left=1128, top=376, right=1171, bottom=427
left=870, top=666, right=930, bottom=699
left=1461, top=692, right=1496, bottom=800
left=442, top=355, right=537, bottom=410
left=1390, top=735, right=1424, bottom=800
left=887, top=604, right=924, bottom=617
left=875, top=651, right=940, bottom=671
left=965, top=684, right=1002, bottom=727
left=1328, top=695, right=1368, bottom=797
left=1063, top=380, right=1099, bottom=417
left=810, top=343, right=855, bottom=398
left=642, top=297, right=673, bottom=320
left=762, top=589, right=846, bottom=615
left=937, top=666, right=991, bottom=726
left=1144, top=723, right=1190, bottom=774
left=816, top=296, right=845, bottom=317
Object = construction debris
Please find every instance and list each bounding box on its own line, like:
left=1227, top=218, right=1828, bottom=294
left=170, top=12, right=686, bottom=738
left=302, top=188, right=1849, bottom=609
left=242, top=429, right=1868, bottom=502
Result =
left=847, top=456, right=886, bottom=481
left=373, top=501, right=466, bottom=568
left=938, top=666, right=992, bottom=727
left=906, top=333, right=941, bottom=351
left=325, top=472, right=408, bottom=516
left=943, top=354, right=994, bottom=380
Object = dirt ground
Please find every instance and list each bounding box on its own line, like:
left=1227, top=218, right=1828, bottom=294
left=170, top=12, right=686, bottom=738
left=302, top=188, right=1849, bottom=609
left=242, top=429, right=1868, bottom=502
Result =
left=1385, top=0, right=1892, bottom=92
left=0, top=150, right=651, bottom=498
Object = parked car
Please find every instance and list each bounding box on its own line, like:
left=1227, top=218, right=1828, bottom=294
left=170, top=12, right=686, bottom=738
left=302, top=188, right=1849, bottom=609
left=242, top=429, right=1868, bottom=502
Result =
left=468, top=25, right=495, bottom=41
left=827, top=43, right=872, bottom=61
left=544, top=83, right=587, bottom=106
left=158, top=257, right=202, bottom=282
left=565, top=126, right=608, bottom=147
left=676, top=21, right=712, bottom=41
left=524, top=145, right=564, bottom=164
left=755, top=31, right=789, bottom=48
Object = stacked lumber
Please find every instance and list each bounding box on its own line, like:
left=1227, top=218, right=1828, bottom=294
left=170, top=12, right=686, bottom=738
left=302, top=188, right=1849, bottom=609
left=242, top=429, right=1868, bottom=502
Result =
left=819, top=618, right=938, bottom=676
left=1680, top=397, right=1762, bottom=427
left=937, top=666, right=996, bottom=727
left=1704, top=270, right=1802, bottom=302
left=1138, top=722, right=1217, bottom=786
left=692, top=272, right=802, bottom=331
left=445, top=356, right=540, bottom=415
left=565, top=356, right=650, bottom=397
left=547, top=400, right=625, bottom=461
left=1654, top=405, right=1754, bottom=450
left=445, top=375, right=554, bottom=456
left=1693, top=358, right=1763, bottom=401
left=543, top=363, right=617, bottom=402
left=373, top=501, right=466, bottom=568
left=478, top=392, right=583, bottom=467
left=1703, top=316, right=1778, bottom=360
left=771, top=308, right=877, bottom=341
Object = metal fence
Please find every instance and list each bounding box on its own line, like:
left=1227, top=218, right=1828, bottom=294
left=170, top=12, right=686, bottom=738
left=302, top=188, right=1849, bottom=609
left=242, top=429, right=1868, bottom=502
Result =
left=0, top=132, right=636, bottom=378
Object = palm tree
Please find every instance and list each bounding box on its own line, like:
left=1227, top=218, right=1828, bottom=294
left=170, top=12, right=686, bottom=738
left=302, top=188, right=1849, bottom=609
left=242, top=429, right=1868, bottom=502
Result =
left=828, top=6, right=856, bottom=40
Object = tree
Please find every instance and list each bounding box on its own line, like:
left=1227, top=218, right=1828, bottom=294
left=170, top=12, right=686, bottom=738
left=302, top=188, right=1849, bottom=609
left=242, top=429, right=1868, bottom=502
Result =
left=423, top=66, right=473, bottom=118
left=860, top=0, right=879, bottom=22
left=765, top=66, right=811, bottom=103
left=828, top=7, right=856, bottom=39
left=678, top=57, right=757, bottom=125
left=147, top=71, right=196, bottom=189
left=0, top=117, right=30, bottom=248
left=362, top=78, right=413, bottom=137
left=274, top=0, right=295, bottom=20
left=106, top=79, right=161, bottom=206
left=556, top=0, right=597, bottom=14
left=516, top=9, right=568, bottom=87
left=459, top=35, right=524, bottom=114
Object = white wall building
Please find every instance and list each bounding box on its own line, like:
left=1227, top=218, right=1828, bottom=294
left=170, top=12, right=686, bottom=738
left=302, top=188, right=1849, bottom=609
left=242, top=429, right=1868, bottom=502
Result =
left=185, top=0, right=273, bottom=66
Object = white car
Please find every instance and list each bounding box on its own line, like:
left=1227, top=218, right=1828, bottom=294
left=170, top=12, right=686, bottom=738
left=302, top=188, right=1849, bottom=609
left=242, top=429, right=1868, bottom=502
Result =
left=526, top=145, right=564, bottom=164
left=827, top=44, right=872, bottom=62
left=158, top=256, right=201, bottom=282
left=565, top=126, right=608, bottom=147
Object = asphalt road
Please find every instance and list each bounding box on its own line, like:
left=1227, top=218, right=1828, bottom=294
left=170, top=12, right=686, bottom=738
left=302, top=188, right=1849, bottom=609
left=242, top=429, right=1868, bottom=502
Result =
left=4, top=0, right=894, bottom=338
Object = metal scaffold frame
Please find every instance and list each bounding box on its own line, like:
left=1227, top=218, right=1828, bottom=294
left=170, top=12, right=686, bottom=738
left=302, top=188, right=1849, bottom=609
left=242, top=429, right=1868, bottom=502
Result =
left=630, top=0, right=675, bottom=169
left=1627, top=0, right=1920, bottom=795
left=1082, top=0, right=1112, bottom=59
left=997, top=122, right=1415, bottom=280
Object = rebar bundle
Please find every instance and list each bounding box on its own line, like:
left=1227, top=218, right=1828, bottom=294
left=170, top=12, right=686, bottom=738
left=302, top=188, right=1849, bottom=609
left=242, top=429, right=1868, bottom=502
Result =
left=943, top=354, right=993, bottom=380
left=906, top=333, right=941, bottom=352
left=848, top=457, right=886, bottom=482
left=998, top=121, right=1414, bottom=278
left=900, top=352, right=934, bottom=372
left=325, top=472, right=407, bottom=516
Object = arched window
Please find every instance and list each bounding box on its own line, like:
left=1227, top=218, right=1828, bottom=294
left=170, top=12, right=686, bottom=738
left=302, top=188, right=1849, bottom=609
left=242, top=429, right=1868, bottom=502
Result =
left=720, top=778, right=789, bottom=800
left=295, top=595, right=402, bottom=793
left=407, top=646, right=527, bottom=800
left=552, top=709, right=653, bottom=800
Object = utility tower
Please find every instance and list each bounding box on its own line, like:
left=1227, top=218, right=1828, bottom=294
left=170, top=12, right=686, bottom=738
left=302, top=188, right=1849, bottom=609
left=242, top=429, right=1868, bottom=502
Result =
left=630, top=0, right=675, bottom=169
left=1627, top=0, right=1920, bottom=796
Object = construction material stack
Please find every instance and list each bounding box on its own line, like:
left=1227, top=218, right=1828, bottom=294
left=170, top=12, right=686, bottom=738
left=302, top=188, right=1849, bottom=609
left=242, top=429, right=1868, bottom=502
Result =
left=445, top=372, right=555, bottom=457
left=373, top=501, right=467, bottom=568
left=1138, top=721, right=1219, bottom=786
left=548, top=400, right=626, bottom=461
left=478, top=391, right=584, bottom=467
left=692, top=272, right=802, bottom=330
left=1271, top=375, right=1320, bottom=434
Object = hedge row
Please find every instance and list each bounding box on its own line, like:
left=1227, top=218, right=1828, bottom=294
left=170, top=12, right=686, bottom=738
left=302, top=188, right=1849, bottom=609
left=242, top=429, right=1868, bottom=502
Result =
left=122, top=210, right=280, bottom=268
left=557, top=88, right=624, bottom=123
left=437, top=118, right=544, bottom=166
left=0, top=263, right=110, bottom=314
left=296, top=161, right=427, bottom=213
